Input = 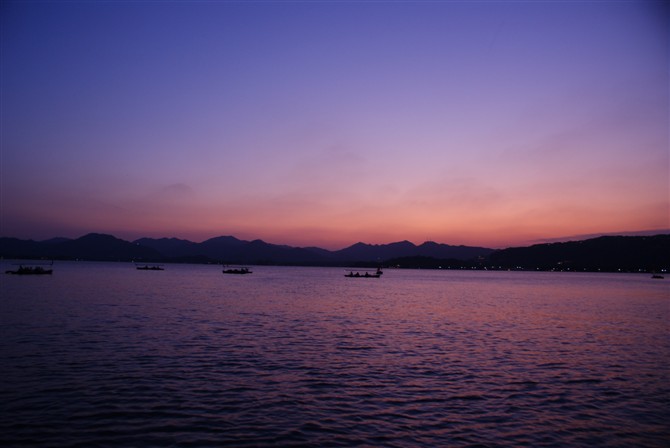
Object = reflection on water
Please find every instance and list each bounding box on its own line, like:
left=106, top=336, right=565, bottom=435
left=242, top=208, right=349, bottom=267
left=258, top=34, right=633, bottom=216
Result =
left=1, top=262, right=668, bottom=447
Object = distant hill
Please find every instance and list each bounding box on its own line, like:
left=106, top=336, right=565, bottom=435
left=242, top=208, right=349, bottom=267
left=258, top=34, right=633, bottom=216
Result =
left=488, top=235, right=670, bottom=272
left=134, top=236, right=328, bottom=264
left=0, top=237, right=51, bottom=259
left=1, top=233, right=667, bottom=271
left=131, top=237, right=492, bottom=265
left=333, top=240, right=493, bottom=262
left=0, top=233, right=162, bottom=262
left=133, top=237, right=204, bottom=258
left=1, top=233, right=493, bottom=264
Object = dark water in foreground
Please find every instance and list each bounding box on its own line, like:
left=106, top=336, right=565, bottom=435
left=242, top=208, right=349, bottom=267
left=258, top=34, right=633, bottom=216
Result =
left=1, top=262, right=668, bottom=447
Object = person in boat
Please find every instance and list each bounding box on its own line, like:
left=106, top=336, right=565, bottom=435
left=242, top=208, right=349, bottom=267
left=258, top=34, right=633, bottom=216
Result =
left=7, top=265, right=53, bottom=275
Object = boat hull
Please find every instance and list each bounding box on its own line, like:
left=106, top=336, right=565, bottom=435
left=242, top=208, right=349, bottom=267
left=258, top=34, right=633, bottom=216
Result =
left=6, top=268, right=53, bottom=275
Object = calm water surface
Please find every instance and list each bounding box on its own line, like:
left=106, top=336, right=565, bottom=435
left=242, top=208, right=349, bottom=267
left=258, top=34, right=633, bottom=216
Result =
left=1, top=262, right=668, bottom=447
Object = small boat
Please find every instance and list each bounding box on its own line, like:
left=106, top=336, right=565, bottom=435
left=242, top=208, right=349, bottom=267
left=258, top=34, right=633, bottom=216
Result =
left=136, top=265, right=164, bottom=271
left=651, top=274, right=664, bottom=279
left=344, top=268, right=383, bottom=278
left=223, top=267, right=252, bottom=275
left=6, top=263, right=53, bottom=275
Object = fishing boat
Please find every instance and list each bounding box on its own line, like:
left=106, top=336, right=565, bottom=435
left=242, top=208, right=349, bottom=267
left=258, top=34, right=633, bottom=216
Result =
left=136, top=264, right=164, bottom=271
left=223, top=267, right=252, bottom=275
left=6, top=263, right=53, bottom=275
left=344, top=268, right=383, bottom=278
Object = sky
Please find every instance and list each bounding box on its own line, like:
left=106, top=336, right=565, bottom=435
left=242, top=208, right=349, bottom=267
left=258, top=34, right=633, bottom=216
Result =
left=1, top=0, right=668, bottom=250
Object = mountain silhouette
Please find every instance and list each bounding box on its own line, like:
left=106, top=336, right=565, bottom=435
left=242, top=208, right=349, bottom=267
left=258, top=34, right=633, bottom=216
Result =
left=332, top=240, right=492, bottom=262
left=1, top=233, right=492, bottom=264
left=1, top=233, right=161, bottom=261
left=133, top=237, right=204, bottom=258
left=1, top=233, right=668, bottom=271
left=134, top=236, right=326, bottom=263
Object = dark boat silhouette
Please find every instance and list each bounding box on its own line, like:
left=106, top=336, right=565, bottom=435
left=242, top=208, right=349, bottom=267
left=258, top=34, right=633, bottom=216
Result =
left=344, top=268, right=383, bottom=278
left=136, top=265, right=164, bottom=270
left=223, top=267, right=252, bottom=274
left=6, top=263, right=53, bottom=275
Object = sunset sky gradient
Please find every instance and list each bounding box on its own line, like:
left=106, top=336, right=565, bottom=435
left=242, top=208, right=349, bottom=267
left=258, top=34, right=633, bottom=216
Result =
left=1, top=1, right=668, bottom=249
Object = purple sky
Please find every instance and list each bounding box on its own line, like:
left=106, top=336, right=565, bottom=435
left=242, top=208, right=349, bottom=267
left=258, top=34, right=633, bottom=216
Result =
left=1, top=0, right=668, bottom=249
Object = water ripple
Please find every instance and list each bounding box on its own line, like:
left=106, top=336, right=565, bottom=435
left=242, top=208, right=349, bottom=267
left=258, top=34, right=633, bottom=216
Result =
left=1, top=264, right=668, bottom=447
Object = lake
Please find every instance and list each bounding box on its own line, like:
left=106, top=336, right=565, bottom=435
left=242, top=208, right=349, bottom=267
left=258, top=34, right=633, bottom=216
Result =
left=1, top=262, right=668, bottom=447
